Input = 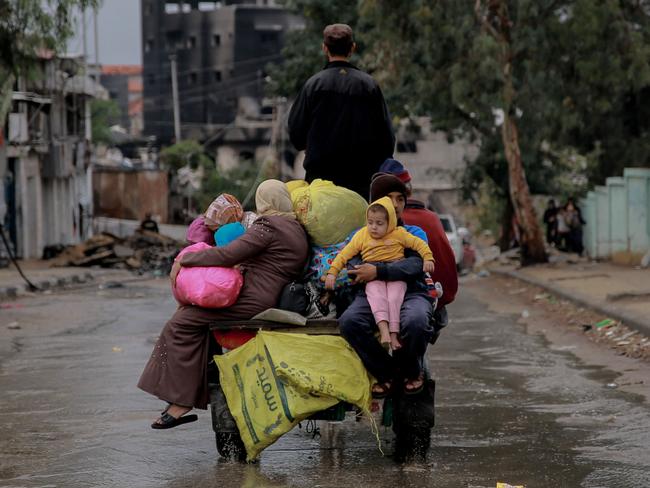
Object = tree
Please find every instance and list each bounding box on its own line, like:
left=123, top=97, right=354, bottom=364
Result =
left=350, top=1, right=650, bottom=263
left=0, top=0, right=100, bottom=125
left=90, top=99, right=121, bottom=144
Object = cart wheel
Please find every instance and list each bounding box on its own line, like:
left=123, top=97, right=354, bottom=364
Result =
left=391, top=379, right=435, bottom=463
left=215, top=431, right=247, bottom=462
left=393, top=426, right=431, bottom=463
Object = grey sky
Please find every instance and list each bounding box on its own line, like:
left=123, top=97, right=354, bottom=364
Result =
left=68, top=0, right=142, bottom=66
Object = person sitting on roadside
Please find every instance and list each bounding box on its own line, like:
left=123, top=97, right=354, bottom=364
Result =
left=338, top=173, right=434, bottom=398
left=138, top=180, right=309, bottom=429
left=140, top=213, right=160, bottom=234
left=379, top=158, right=458, bottom=310
left=325, top=197, right=434, bottom=353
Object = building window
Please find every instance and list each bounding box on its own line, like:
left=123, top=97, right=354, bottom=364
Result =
left=147, top=74, right=155, bottom=85
left=145, top=39, right=154, bottom=53
left=189, top=72, right=198, bottom=84
left=187, top=36, right=196, bottom=49
left=145, top=2, right=152, bottom=15
left=260, top=32, right=277, bottom=43
left=211, top=34, right=221, bottom=47
left=213, top=71, right=222, bottom=82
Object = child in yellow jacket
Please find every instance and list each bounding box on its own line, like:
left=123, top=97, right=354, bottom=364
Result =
left=325, top=196, right=434, bottom=350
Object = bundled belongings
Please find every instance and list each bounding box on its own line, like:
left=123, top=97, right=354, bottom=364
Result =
left=309, top=229, right=357, bottom=289
left=290, top=179, right=366, bottom=246
left=215, top=330, right=372, bottom=461
left=172, top=242, right=244, bottom=308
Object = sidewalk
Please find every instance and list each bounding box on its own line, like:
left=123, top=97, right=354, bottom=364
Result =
left=492, top=260, right=650, bottom=337
left=0, top=260, right=135, bottom=301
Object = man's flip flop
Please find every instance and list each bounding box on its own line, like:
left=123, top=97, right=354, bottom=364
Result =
left=151, top=412, right=198, bottom=429
left=371, top=381, right=393, bottom=399
left=404, top=377, right=425, bottom=395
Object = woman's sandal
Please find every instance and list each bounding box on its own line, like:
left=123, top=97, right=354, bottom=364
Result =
left=151, top=412, right=198, bottom=430
left=371, top=381, right=393, bottom=399
left=404, top=375, right=425, bottom=395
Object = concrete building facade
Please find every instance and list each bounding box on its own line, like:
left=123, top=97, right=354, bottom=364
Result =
left=0, top=55, right=99, bottom=259
left=141, top=0, right=303, bottom=144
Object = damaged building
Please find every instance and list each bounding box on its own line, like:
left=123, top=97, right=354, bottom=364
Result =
left=0, top=54, right=103, bottom=260
left=141, top=0, right=303, bottom=146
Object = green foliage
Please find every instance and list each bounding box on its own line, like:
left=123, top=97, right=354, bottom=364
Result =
left=271, top=0, right=650, bottom=199
left=160, top=140, right=213, bottom=172
left=1, top=0, right=100, bottom=127
left=199, top=162, right=262, bottom=212
left=267, top=0, right=361, bottom=97
left=0, top=0, right=100, bottom=77
left=90, top=99, right=121, bottom=144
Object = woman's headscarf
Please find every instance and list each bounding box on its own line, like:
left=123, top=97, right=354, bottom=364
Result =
left=204, top=193, right=244, bottom=227
left=255, top=180, right=295, bottom=219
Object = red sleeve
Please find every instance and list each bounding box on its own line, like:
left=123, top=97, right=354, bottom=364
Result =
left=402, top=208, right=458, bottom=307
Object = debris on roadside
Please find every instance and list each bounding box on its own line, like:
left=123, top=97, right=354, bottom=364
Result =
left=7, top=322, right=20, bottom=330
left=47, top=230, right=182, bottom=275
left=499, top=276, right=650, bottom=362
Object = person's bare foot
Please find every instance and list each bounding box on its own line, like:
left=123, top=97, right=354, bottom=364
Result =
left=390, top=332, right=402, bottom=351
left=377, top=321, right=390, bottom=347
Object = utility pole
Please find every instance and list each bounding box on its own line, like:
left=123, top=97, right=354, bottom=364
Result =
left=82, top=8, right=92, bottom=141
left=170, top=54, right=181, bottom=142
left=93, top=7, right=99, bottom=82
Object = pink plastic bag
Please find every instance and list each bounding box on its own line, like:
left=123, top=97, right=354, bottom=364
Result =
left=172, top=242, right=243, bottom=308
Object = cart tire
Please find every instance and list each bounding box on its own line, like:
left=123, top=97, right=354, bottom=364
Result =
left=391, top=379, right=435, bottom=463
left=215, top=432, right=247, bottom=461
left=393, top=426, right=431, bottom=463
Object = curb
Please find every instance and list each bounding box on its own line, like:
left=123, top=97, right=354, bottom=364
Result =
left=0, top=272, right=95, bottom=302
left=492, top=268, right=650, bottom=338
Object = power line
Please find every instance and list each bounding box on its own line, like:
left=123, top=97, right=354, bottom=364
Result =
left=143, top=52, right=283, bottom=82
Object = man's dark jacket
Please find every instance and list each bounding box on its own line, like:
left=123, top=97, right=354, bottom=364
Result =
left=288, top=60, right=395, bottom=199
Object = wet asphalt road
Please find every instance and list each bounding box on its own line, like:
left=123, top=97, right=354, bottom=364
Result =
left=1, top=277, right=649, bottom=487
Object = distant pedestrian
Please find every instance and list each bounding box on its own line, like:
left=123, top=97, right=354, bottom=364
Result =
left=288, top=23, right=395, bottom=200
left=140, top=213, right=160, bottom=234
left=542, top=199, right=558, bottom=245
left=564, top=198, right=586, bottom=255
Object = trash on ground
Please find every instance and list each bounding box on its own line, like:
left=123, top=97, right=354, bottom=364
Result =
left=111, top=346, right=123, bottom=353
left=605, top=382, right=619, bottom=389
left=521, top=309, right=530, bottom=318
left=595, top=318, right=615, bottom=329
left=7, top=322, right=20, bottom=330
left=497, top=483, right=524, bottom=488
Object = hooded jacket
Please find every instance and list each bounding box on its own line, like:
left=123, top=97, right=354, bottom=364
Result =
left=328, top=196, right=433, bottom=276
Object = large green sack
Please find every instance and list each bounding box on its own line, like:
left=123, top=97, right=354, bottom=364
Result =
left=291, top=179, right=367, bottom=246
left=215, top=331, right=372, bottom=460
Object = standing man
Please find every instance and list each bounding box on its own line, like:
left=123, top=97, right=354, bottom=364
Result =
left=288, top=24, right=395, bottom=200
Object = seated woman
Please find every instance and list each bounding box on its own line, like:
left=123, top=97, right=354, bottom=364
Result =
left=186, top=193, right=243, bottom=246
left=186, top=194, right=258, bottom=246
left=138, top=180, right=309, bottom=429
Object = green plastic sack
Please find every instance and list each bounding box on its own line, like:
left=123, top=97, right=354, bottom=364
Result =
left=291, top=179, right=367, bottom=246
left=215, top=330, right=372, bottom=460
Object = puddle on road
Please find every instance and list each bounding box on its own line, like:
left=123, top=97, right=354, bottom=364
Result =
left=1, top=282, right=650, bottom=487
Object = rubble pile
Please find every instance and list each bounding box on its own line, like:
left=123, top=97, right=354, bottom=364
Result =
left=49, top=230, right=182, bottom=275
